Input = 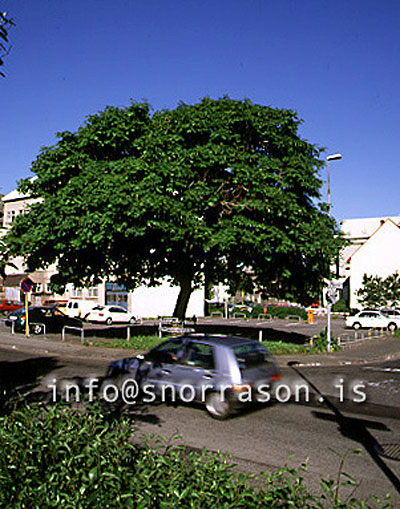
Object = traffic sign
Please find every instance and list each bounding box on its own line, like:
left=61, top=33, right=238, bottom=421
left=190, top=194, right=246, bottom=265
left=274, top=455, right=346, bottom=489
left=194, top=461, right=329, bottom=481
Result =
left=20, top=277, right=35, bottom=293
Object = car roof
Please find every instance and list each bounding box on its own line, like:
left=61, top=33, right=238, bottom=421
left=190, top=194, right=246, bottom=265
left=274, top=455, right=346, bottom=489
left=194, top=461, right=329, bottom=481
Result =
left=181, top=334, right=259, bottom=347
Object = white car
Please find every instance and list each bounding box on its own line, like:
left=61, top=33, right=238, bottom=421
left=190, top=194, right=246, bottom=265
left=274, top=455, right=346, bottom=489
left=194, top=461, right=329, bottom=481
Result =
left=345, top=310, right=400, bottom=331
left=86, top=305, right=136, bottom=325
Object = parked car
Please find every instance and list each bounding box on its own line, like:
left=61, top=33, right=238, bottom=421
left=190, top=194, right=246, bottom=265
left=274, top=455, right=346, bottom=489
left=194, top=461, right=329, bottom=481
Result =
left=305, top=306, right=327, bottom=316
left=106, top=334, right=281, bottom=419
left=380, top=308, right=400, bottom=318
left=5, top=306, right=82, bottom=334
left=64, top=300, right=98, bottom=319
left=228, top=302, right=254, bottom=314
left=86, top=305, right=136, bottom=325
left=0, top=300, right=24, bottom=314
left=345, top=310, right=400, bottom=331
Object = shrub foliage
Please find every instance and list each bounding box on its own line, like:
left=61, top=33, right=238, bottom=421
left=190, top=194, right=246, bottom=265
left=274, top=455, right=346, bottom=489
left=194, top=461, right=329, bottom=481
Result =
left=0, top=403, right=391, bottom=508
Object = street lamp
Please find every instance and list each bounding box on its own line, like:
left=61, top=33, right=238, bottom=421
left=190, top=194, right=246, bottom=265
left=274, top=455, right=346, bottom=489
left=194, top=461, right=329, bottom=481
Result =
left=326, top=153, right=342, bottom=215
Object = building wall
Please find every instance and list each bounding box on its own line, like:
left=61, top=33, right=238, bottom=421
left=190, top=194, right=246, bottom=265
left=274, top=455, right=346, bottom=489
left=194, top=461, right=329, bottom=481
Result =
left=349, top=220, right=400, bottom=308
left=129, top=280, right=205, bottom=318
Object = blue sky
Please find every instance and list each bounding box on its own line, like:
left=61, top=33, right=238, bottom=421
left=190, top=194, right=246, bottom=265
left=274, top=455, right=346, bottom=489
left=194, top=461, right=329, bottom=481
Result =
left=1, top=0, right=399, bottom=222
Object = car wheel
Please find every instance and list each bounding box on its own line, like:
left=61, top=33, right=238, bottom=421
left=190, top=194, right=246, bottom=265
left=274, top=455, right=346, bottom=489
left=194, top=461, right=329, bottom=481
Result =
left=129, top=316, right=136, bottom=324
left=31, top=324, right=43, bottom=335
left=352, top=322, right=361, bottom=330
left=388, top=322, right=397, bottom=332
left=106, top=317, right=112, bottom=325
left=205, top=392, right=232, bottom=420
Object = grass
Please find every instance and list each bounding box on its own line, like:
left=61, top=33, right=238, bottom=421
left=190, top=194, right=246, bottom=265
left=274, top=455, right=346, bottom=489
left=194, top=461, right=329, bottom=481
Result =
left=85, top=335, right=312, bottom=355
left=86, top=335, right=162, bottom=350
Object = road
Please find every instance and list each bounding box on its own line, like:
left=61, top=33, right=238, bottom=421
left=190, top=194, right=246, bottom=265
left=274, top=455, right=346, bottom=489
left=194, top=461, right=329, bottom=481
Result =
left=0, top=327, right=399, bottom=505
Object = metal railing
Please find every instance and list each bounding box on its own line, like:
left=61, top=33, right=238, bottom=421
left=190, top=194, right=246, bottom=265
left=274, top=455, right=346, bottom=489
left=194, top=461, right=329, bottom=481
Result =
left=1, top=319, right=46, bottom=336
left=286, top=315, right=302, bottom=322
left=158, top=318, right=195, bottom=338
left=257, top=314, right=272, bottom=321
left=62, top=325, right=85, bottom=344
left=29, top=322, right=46, bottom=337
left=232, top=312, right=247, bottom=319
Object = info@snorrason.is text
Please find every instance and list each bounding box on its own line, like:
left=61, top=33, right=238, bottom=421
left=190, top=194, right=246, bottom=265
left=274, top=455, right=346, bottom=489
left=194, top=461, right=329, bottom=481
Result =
left=47, top=377, right=367, bottom=405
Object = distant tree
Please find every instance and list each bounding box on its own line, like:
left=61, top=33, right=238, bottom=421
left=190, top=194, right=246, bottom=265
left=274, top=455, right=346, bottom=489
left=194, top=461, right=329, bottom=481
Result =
left=356, top=274, right=385, bottom=308
left=0, top=11, right=15, bottom=78
left=5, top=97, right=342, bottom=318
left=356, top=272, right=400, bottom=309
left=382, top=271, right=400, bottom=307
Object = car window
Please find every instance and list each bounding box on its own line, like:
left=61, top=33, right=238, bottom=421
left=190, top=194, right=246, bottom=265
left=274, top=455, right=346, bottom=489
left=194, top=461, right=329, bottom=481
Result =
left=234, top=343, right=272, bottom=369
left=183, top=342, right=215, bottom=370
left=146, top=339, right=185, bottom=363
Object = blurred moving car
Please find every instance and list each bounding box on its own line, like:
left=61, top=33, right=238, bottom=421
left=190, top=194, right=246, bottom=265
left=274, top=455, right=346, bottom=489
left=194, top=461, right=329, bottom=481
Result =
left=345, top=310, right=400, bottom=331
left=106, top=334, right=281, bottom=419
left=86, top=305, right=136, bottom=325
left=5, top=306, right=82, bottom=334
left=0, top=300, right=24, bottom=314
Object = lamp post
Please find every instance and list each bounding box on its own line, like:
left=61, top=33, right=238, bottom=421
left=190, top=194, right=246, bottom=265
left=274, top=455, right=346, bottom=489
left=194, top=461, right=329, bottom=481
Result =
left=326, top=153, right=342, bottom=216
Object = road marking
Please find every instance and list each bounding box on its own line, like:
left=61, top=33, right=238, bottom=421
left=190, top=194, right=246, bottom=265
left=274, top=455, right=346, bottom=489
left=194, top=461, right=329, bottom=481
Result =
left=363, top=367, right=400, bottom=372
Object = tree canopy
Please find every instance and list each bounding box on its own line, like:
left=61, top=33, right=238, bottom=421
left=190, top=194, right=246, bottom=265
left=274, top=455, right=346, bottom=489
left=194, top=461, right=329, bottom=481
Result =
left=0, top=11, right=15, bottom=78
left=6, top=97, right=342, bottom=317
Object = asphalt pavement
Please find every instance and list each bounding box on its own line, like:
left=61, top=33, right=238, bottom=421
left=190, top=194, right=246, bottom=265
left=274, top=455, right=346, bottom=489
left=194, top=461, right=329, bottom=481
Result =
left=0, top=324, right=399, bottom=412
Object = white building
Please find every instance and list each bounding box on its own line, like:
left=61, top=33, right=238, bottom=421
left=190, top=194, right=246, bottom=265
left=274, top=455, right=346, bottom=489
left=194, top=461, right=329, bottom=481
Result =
left=339, top=215, right=400, bottom=309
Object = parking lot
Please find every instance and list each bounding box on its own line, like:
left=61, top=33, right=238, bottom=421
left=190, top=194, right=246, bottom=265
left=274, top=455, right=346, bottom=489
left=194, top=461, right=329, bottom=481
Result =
left=0, top=313, right=350, bottom=346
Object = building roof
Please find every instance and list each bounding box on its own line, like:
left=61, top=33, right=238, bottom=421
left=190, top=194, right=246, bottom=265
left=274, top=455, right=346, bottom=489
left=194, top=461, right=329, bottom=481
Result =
left=346, top=218, right=400, bottom=263
left=2, top=177, right=37, bottom=203
left=341, top=215, right=400, bottom=240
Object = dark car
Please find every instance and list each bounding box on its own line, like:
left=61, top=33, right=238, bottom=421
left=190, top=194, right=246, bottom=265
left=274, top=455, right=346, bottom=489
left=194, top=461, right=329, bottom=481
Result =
left=5, top=306, right=82, bottom=335
left=0, top=299, right=24, bottom=314
left=106, top=334, right=281, bottom=419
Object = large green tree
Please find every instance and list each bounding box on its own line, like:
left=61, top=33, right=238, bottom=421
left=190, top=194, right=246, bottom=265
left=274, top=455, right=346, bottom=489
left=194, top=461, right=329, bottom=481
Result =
left=0, top=11, right=15, bottom=78
left=6, top=97, right=342, bottom=318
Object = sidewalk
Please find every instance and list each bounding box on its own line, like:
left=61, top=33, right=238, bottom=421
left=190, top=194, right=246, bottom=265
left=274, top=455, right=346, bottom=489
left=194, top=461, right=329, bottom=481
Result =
left=279, top=334, right=400, bottom=367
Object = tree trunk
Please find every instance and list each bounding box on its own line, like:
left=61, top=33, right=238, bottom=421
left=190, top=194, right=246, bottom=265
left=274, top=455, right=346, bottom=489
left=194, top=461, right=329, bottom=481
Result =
left=173, top=276, right=193, bottom=320
left=204, top=268, right=213, bottom=317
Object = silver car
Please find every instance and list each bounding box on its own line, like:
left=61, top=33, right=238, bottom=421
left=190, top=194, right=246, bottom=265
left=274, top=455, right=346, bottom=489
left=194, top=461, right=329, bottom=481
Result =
left=106, top=334, right=281, bottom=419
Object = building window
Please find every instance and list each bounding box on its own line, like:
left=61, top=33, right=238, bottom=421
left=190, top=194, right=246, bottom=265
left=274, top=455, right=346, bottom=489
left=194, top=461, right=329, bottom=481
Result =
left=34, top=283, right=43, bottom=294
left=88, top=286, right=99, bottom=297
left=71, top=287, right=83, bottom=298
left=6, top=210, right=17, bottom=224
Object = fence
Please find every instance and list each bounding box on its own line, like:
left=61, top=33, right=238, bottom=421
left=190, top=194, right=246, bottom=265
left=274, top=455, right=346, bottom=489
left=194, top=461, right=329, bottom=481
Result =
left=62, top=325, right=85, bottom=344
left=158, top=318, right=195, bottom=338
left=337, top=328, right=389, bottom=345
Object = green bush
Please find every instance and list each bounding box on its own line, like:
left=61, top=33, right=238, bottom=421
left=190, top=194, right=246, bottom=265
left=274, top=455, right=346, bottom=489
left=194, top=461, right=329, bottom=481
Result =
left=310, top=328, right=341, bottom=352
left=264, top=306, right=307, bottom=320
left=332, top=300, right=350, bottom=313
left=0, top=403, right=391, bottom=508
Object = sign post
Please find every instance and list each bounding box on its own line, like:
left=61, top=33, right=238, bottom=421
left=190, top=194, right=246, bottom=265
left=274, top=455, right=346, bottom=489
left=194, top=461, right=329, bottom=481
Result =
left=20, top=277, right=35, bottom=337
left=325, top=280, right=342, bottom=352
